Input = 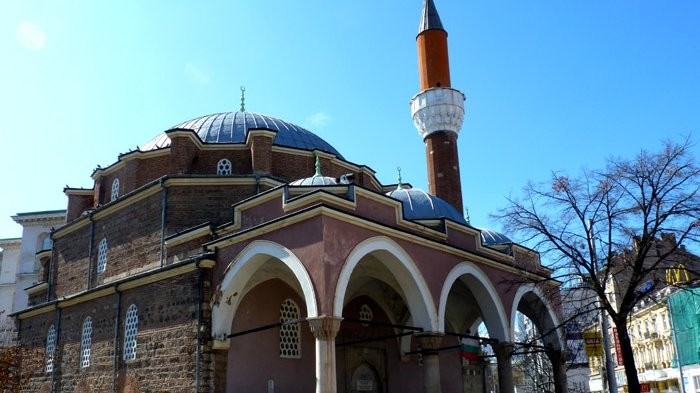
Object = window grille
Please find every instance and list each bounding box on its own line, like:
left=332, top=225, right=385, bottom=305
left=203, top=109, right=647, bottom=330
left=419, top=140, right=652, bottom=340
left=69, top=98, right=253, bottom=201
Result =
left=359, top=304, right=373, bottom=324
left=279, top=299, right=301, bottom=358
left=123, top=304, right=138, bottom=360
left=97, top=238, right=108, bottom=273
left=45, top=325, right=56, bottom=373
left=217, top=159, right=232, bottom=175
left=111, top=178, right=120, bottom=201
left=80, top=317, right=92, bottom=368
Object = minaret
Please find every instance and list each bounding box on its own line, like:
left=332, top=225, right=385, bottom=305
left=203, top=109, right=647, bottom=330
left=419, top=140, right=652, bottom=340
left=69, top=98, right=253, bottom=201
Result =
left=410, top=0, right=465, bottom=214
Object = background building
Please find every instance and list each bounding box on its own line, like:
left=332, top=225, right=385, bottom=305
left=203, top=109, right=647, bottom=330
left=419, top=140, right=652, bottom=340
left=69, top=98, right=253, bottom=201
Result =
left=0, top=210, right=65, bottom=346
left=586, top=237, right=700, bottom=393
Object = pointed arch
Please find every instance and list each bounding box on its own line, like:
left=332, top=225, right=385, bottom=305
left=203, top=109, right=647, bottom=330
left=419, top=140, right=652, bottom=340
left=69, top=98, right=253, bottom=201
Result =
left=334, top=236, right=437, bottom=331
left=211, top=240, right=317, bottom=340
left=438, top=262, right=510, bottom=341
left=511, top=283, right=564, bottom=350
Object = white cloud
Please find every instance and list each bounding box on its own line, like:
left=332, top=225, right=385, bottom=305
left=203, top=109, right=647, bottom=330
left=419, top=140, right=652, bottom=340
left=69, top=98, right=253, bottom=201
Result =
left=184, top=63, right=210, bottom=86
left=16, top=21, right=46, bottom=50
left=306, top=112, right=331, bottom=128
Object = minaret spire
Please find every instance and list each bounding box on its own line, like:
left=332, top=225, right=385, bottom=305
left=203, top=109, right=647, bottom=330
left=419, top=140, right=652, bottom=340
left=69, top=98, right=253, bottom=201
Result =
left=410, top=0, right=466, bottom=213
left=419, top=0, right=444, bottom=33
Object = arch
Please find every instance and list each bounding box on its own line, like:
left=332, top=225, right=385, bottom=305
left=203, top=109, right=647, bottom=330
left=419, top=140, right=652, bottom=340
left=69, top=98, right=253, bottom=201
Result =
left=510, top=283, right=564, bottom=350
left=211, top=240, right=317, bottom=340
left=438, top=262, right=510, bottom=341
left=333, top=236, right=437, bottom=331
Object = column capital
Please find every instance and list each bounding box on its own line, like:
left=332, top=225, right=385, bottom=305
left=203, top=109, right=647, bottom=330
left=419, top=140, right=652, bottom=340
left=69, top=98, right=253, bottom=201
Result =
left=416, top=333, right=444, bottom=351
left=308, top=316, right=343, bottom=341
left=493, top=341, right=515, bottom=356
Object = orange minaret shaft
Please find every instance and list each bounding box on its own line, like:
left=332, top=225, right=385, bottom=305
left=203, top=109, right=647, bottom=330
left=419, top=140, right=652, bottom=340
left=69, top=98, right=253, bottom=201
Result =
left=412, top=0, right=465, bottom=214
left=417, top=30, right=451, bottom=90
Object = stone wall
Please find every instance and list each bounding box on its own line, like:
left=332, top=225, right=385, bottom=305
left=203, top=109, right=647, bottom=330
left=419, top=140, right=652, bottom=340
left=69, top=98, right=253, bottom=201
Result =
left=19, top=271, right=206, bottom=393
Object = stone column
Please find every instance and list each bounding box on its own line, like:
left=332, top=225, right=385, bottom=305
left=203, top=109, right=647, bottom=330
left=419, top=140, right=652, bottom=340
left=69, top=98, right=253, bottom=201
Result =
left=493, top=342, right=515, bottom=393
left=462, top=358, right=486, bottom=393
left=308, top=316, right=343, bottom=393
left=417, top=334, right=444, bottom=393
left=546, top=348, right=568, bottom=393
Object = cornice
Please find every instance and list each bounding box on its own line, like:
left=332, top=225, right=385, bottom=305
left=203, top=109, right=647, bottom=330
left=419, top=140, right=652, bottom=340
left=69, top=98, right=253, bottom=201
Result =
left=13, top=256, right=215, bottom=320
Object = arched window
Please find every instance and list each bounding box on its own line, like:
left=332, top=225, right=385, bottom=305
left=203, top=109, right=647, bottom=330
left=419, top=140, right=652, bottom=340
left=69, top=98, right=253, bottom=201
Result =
left=45, top=325, right=56, bottom=373
left=359, top=304, right=373, bottom=325
left=80, top=317, right=92, bottom=368
left=279, top=299, right=301, bottom=359
left=217, top=159, right=232, bottom=175
left=123, top=304, right=138, bottom=360
left=38, top=233, right=52, bottom=251
left=111, top=178, right=120, bottom=201
left=97, top=238, right=108, bottom=273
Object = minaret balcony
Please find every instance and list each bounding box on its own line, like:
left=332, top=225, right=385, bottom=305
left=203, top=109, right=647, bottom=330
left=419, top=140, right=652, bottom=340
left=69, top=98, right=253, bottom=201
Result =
left=410, top=87, right=465, bottom=139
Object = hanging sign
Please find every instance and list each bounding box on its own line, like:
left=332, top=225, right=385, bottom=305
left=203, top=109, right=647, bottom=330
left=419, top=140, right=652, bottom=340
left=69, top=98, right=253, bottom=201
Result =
left=583, top=331, right=603, bottom=357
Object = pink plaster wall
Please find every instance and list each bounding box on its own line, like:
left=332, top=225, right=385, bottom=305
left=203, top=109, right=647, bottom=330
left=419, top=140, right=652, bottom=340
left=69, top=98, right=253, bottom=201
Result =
left=227, top=279, right=316, bottom=392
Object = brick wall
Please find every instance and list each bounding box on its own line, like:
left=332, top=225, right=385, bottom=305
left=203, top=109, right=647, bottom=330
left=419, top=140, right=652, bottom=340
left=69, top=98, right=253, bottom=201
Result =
left=166, top=184, right=256, bottom=234
left=91, top=192, right=163, bottom=288
left=18, top=311, right=55, bottom=392
left=52, top=226, right=91, bottom=298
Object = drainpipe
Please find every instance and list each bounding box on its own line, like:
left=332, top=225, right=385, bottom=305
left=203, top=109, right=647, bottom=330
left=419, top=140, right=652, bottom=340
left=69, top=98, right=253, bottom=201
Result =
left=86, top=213, right=95, bottom=290
left=159, top=179, right=168, bottom=267
left=47, top=231, right=57, bottom=302
left=51, top=307, right=61, bottom=393
left=195, top=263, right=203, bottom=392
left=112, top=286, right=122, bottom=393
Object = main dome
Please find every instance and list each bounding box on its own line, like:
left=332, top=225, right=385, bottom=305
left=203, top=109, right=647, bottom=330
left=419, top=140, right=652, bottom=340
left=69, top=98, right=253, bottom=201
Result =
left=141, top=111, right=343, bottom=159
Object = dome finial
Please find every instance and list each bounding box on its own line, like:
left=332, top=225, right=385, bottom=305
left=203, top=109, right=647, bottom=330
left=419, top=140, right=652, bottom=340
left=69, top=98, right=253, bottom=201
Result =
left=314, top=153, right=322, bottom=176
left=465, top=207, right=471, bottom=225
left=396, top=167, right=403, bottom=190
left=240, top=86, right=246, bottom=112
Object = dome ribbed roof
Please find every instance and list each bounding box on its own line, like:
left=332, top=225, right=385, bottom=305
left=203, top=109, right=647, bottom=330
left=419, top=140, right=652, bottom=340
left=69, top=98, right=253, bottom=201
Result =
left=290, top=175, right=338, bottom=186
left=387, top=188, right=466, bottom=224
left=141, top=111, right=343, bottom=159
left=479, top=228, right=512, bottom=245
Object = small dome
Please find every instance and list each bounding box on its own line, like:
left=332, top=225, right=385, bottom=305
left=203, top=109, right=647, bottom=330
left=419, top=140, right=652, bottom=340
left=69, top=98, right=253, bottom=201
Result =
left=290, top=175, right=337, bottom=186
left=387, top=188, right=466, bottom=224
left=479, top=228, right=512, bottom=245
left=142, top=111, right=343, bottom=159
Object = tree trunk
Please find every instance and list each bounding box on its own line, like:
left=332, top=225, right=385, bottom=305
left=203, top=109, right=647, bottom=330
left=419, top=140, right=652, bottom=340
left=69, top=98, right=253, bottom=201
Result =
left=613, top=319, right=640, bottom=392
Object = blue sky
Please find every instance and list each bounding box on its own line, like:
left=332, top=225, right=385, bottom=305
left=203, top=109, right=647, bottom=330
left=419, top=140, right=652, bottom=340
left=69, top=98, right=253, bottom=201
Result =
left=1, top=1, right=699, bottom=241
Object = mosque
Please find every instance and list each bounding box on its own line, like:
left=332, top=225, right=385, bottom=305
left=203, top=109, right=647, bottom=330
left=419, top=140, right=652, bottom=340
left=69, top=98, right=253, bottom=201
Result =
left=14, top=1, right=567, bottom=392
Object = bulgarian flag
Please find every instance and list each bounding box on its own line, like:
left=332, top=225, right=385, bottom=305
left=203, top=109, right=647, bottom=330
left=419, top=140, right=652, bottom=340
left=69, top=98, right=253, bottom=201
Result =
left=460, top=337, right=480, bottom=361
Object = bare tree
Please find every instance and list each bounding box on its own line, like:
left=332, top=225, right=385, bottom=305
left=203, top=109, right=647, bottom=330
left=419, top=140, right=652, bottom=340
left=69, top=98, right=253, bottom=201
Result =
left=512, top=313, right=555, bottom=393
left=494, top=139, right=700, bottom=392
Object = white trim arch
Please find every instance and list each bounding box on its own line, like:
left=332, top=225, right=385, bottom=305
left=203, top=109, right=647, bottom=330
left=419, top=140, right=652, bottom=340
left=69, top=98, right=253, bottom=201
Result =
left=438, top=262, right=510, bottom=341
left=511, top=283, right=564, bottom=350
left=334, top=236, right=438, bottom=331
left=211, top=240, right=318, bottom=340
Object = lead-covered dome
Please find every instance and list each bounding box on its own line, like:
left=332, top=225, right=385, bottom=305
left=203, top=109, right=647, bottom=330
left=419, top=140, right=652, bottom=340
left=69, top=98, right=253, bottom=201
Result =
left=479, top=228, right=512, bottom=245
left=141, top=111, right=343, bottom=159
left=387, top=188, right=466, bottom=224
